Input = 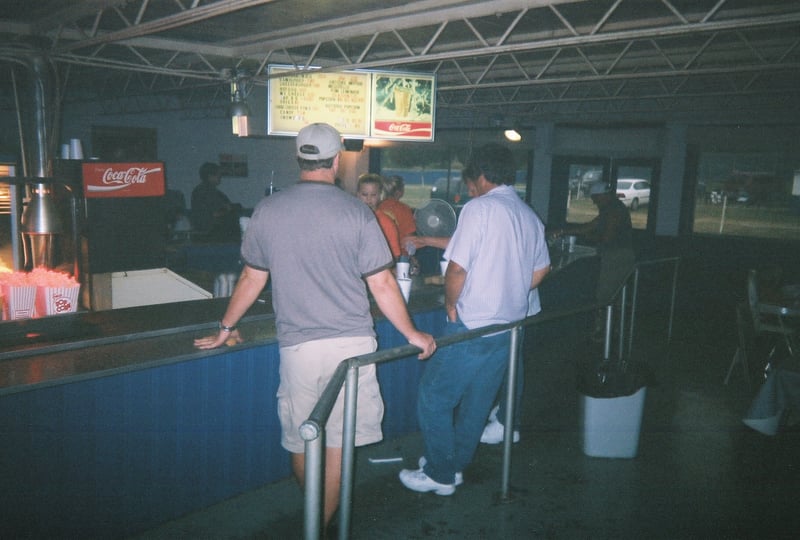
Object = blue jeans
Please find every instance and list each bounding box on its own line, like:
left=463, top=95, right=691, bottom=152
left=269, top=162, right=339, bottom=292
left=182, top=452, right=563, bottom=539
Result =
left=418, top=319, right=511, bottom=485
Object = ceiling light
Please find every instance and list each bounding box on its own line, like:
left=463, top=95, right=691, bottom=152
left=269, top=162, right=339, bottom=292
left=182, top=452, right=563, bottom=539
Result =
left=504, top=128, right=522, bottom=142
left=228, top=69, right=250, bottom=137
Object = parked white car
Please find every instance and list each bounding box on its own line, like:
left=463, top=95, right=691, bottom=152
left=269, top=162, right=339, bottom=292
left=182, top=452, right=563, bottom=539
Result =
left=616, top=179, right=650, bottom=210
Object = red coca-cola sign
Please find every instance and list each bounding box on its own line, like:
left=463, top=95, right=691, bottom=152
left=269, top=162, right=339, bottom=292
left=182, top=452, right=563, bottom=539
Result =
left=82, top=162, right=165, bottom=198
left=371, top=120, right=432, bottom=140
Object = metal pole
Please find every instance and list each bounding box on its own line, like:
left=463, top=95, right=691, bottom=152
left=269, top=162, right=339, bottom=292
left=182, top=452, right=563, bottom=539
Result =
left=603, top=304, right=613, bottom=360
left=500, top=325, right=520, bottom=500
left=628, top=266, right=640, bottom=356
left=618, top=284, right=627, bottom=364
left=338, top=365, right=359, bottom=540
left=303, top=434, right=324, bottom=540
left=668, top=259, right=680, bottom=343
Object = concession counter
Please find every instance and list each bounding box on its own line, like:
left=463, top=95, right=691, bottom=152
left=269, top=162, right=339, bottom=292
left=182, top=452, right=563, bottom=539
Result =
left=0, top=285, right=447, bottom=538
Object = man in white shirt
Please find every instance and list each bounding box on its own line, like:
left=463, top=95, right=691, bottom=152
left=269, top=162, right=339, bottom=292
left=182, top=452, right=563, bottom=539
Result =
left=399, top=143, right=550, bottom=495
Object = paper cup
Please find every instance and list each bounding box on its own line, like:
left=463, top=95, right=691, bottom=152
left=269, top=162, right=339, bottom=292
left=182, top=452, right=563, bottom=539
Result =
left=397, top=277, right=412, bottom=303
left=440, top=260, right=448, bottom=276
left=69, top=138, right=83, bottom=160
left=568, top=235, right=577, bottom=252
left=396, top=261, right=410, bottom=279
left=61, top=143, right=70, bottom=159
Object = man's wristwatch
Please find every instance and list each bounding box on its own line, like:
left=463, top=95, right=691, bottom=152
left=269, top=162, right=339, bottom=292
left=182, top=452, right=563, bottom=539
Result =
left=219, top=321, right=237, bottom=333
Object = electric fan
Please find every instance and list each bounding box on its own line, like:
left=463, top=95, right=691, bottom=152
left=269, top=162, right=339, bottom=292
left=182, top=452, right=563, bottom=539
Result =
left=414, top=199, right=457, bottom=237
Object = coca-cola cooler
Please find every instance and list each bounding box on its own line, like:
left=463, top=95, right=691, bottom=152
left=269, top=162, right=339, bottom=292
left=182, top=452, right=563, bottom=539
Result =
left=80, top=161, right=168, bottom=309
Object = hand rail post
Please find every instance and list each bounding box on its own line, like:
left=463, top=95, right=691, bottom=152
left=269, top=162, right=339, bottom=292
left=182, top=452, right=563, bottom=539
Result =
left=303, top=433, right=324, bottom=540
left=338, top=364, right=360, bottom=540
left=628, top=266, right=640, bottom=357
left=668, top=258, right=680, bottom=343
left=500, top=325, right=521, bottom=500
left=618, top=283, right=628, bottom=365
left=603, top=304, right=613, bottom=360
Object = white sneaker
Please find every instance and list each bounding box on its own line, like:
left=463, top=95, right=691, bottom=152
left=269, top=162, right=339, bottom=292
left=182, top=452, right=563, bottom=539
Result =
left=480, top=419, right=520, bottom=444
left=418, top=456, right=463, bottom=486
left=399, top=468, right=456, bottom=495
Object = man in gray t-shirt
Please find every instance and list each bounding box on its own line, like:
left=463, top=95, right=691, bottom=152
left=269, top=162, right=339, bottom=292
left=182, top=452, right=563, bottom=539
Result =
left=195, top=123, right=436, bottom=530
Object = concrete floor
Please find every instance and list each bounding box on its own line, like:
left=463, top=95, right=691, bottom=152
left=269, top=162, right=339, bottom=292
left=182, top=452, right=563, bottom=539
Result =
left=131, top=283, right=800, bottom=540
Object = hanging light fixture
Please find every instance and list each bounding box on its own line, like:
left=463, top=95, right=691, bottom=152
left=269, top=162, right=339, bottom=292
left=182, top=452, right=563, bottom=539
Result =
left=504, top=128, right=522, bottom=142
left=228, top=69, right=250, bottom=137
left=489, top=113, right=522, bottom=142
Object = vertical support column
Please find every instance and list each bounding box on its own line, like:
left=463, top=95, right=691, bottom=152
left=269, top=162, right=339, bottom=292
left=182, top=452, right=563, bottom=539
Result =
left=655, top=123, right=688, bottom=237
left=530, top=121, right=554, bottom=221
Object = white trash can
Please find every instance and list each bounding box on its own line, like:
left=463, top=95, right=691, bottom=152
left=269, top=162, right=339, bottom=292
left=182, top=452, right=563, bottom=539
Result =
left=581, top=386, right=646, bottom=458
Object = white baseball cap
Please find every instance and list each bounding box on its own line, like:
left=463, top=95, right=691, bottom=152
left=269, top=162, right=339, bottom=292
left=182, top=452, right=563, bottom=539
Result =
left=296, top=123, right=343, bottom=160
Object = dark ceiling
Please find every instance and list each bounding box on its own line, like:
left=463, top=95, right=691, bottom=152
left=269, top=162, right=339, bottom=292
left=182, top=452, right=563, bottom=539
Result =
left=2, top=0, right=800, bottom=124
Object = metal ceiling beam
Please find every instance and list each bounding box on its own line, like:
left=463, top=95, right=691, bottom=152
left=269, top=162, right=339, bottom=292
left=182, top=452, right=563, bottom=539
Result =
left=54, top=0, right=281, bottom=53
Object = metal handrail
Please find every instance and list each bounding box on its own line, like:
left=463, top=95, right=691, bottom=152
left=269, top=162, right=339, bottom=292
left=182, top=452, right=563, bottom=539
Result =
left=301, top=256, right=680, bottom=539
left=300, top=305, right=596, bottom=540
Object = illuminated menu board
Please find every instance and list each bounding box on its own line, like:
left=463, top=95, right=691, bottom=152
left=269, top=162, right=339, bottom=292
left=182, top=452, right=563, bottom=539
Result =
left=268, top=65, right=435, bottom=142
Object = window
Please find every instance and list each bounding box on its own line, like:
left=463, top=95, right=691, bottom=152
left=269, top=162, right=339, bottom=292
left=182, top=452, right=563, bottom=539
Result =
left=378, top=134, right=530, bottom=212
left=692, top=152, right=800, bottom=240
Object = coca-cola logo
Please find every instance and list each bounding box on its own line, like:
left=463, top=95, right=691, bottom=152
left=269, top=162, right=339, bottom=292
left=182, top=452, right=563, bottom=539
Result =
left=87, top=166, right=162, bottom=192
left=388, top=123, right=412, bottom=132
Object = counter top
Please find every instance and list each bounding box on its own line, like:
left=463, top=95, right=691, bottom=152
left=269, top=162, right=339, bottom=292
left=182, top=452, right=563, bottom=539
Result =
left=0, top=282, right=445, bottom=396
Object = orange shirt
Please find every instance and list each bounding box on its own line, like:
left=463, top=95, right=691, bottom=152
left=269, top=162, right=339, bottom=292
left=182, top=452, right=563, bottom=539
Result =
left=375, top=209, right=401, bottom=259
left=379, top=199, right=416, bottom=247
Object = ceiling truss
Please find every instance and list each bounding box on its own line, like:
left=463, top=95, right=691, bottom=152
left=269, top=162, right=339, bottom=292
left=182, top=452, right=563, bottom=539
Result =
left=2, top=0, right=799, bottom=122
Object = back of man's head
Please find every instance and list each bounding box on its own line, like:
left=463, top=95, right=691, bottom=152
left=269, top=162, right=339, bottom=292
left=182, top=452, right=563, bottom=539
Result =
left=463, top=143, right=515, bottom=185
left=296, top=123, right=343, bottom=171
left=199, top=162, right=219, bottom=182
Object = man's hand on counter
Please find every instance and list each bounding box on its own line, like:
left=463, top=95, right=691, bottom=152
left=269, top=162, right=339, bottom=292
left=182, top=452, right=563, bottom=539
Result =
left=194, top=329, right=243, bottom=349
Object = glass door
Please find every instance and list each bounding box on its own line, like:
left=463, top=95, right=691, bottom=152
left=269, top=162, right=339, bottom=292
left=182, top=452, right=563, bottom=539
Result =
left=611, top=159, right=660, bottom=232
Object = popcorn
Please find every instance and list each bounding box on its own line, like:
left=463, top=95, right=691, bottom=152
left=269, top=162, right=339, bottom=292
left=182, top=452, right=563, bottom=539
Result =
left=0, top=271, right=37, bottom=320
left=0, top=268, right=80, bottom=320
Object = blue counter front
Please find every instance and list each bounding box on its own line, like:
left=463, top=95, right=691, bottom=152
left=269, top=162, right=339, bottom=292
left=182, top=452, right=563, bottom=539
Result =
left=0, top=304, right=445, bottom=538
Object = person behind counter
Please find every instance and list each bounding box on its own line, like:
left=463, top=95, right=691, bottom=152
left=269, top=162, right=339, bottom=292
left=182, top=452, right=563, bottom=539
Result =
left=194, top=122, right=436, bottom=531
left=357, top=173, right=402, bottom=260
left=553, top=182, right=635, bottom=338
left=398, top=143, right=549, bottom=496
left=190, top=162, right=242, bottom=242
left=379, top=175, right=416, bottom=255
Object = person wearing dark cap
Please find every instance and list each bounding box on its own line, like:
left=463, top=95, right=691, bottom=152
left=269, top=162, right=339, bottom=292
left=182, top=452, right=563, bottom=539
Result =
left=194, top=122, right=436, bottom=530
left=190, top=161, right=242, bottom=242
left=554, top=182, right=635, bottom=337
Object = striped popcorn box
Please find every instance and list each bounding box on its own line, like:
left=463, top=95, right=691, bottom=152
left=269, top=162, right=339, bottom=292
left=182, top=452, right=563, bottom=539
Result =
left=2, top=283, right=37, bottom=320
left=36, top=284, right=81, bottom=316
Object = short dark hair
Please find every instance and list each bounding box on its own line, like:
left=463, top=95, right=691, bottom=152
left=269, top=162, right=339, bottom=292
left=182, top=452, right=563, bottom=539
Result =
left=297, top=156, right=335, bottom=171
left=199, top=162, right=220, bottom=182
left=463, top=143, right=516, bottom=186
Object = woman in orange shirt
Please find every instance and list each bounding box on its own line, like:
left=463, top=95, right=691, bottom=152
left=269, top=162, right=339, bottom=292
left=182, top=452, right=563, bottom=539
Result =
left=378, top=175, right=417, bottom=249
left=357, top=173, right=401, bottom=259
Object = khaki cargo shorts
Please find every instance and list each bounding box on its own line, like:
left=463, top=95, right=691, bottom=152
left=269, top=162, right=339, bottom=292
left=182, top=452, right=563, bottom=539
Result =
left=277, top=336, right=384, bottom=453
